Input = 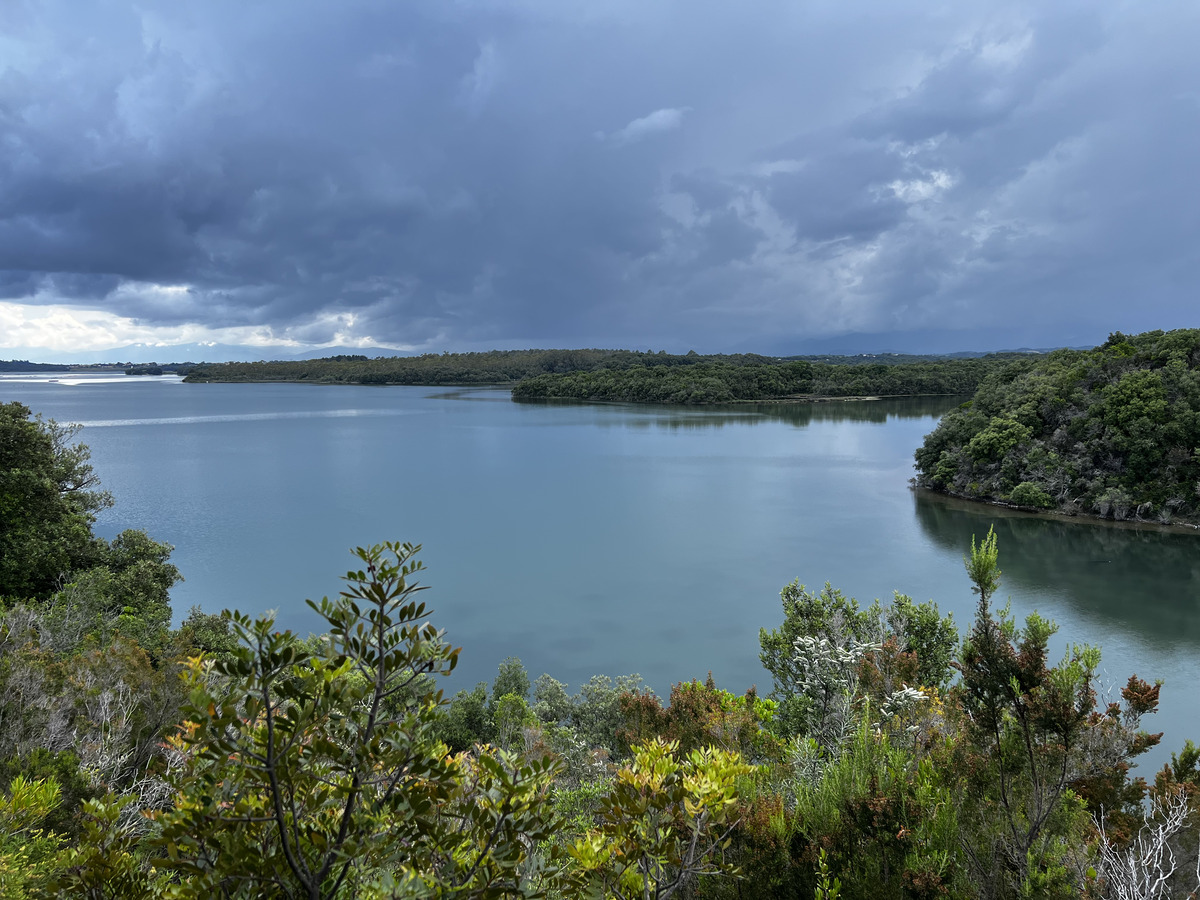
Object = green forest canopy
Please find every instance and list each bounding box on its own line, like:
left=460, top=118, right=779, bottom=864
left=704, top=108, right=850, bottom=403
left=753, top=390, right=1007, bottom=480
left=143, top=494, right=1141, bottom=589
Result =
left=182, top=348, right=780, bottom=385
left=510, top=355, right=1021, bottom=404
left=182, top=347, right=1030, bottom=403
left=914, top=328, right=1200, bottom=525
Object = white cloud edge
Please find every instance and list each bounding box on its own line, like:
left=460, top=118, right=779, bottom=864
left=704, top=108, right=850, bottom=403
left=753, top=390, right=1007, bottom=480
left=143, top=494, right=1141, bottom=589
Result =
left=602, top=106, right=691, bottom=145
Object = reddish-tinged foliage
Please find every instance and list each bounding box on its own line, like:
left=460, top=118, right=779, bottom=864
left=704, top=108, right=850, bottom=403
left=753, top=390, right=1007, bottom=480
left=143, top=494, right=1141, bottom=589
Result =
left=618, top=675, right=780, bottom=760
left=858, top=637, right=922, bottom=703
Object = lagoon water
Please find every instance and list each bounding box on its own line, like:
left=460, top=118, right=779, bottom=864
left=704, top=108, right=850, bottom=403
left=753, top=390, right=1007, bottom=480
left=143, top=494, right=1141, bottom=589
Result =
left=3, top=373, right=1199, bottom=770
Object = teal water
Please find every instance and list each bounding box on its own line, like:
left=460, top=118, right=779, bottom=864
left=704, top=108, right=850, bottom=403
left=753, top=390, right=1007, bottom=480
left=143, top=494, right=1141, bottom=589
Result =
left=3, top=375, right=1197, bottom=770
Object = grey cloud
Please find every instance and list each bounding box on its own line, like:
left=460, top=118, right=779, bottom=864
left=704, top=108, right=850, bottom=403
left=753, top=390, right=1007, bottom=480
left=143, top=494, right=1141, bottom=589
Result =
left=1, top=0, right=1198, bottom=355
left=459, top=41, right=502, bottom=116
left=763, top=140, right=912, bottom=244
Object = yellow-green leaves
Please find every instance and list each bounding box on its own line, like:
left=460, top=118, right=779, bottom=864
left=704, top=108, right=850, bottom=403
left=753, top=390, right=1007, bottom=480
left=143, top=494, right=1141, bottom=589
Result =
left=965, top=526, right=1001, bottom=604
left=569, top=739, right=752, bottom=900
left=0, top=776, right=62, bottom=899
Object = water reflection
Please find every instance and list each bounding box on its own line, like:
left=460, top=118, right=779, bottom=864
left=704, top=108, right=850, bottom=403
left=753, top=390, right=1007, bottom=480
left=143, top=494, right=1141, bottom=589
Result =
left=426, top=388, right=515, bottom=402
left=914, top=491, right=1200, bottom=647
left=76, top=408, right=412, bottom=428
left=523, top=395, right=966, bottom=430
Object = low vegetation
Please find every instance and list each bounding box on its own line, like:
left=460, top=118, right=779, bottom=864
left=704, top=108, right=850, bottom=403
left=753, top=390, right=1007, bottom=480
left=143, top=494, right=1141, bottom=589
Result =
left=3, top=400, right=1200, bottom=899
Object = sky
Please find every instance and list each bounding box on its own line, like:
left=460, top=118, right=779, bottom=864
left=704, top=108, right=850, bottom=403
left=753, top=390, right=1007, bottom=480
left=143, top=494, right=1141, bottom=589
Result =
left=1, top=0, right=1198, bottom=361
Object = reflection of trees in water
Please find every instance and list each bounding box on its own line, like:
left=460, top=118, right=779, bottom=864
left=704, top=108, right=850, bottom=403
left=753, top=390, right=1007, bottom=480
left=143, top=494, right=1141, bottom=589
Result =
left=428, top=388, right=513, bottom=402
left=914, top=492, right=1200, bottom=645
left=586, top=395, right=966, bottom=430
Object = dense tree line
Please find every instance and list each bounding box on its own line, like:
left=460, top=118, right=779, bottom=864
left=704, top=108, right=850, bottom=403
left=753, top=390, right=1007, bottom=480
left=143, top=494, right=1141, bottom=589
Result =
left=914, top=328, right=1200, bottom=525
left=512, top=356, right=1023, bottom=404
left=182, top=349, right=779, bottom=385
left=3, top=403, right=1199, bottom=898
left=0, top=361, right=71, bottom=372
left=513, top=362, right=815, bottom=403
left=182, top=349, right=1027, bottom=403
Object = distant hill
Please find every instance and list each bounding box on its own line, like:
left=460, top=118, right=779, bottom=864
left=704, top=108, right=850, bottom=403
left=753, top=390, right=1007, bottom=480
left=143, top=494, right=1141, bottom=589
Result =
left=750, top=325, right=1097, bottom=357
left=183, top=349, right=781, bottom=386
left=2, top=343, right=407, bottom=366
left=914, top=328, right=1200, bottom=525
left=783, top=350, right=1051, bottom=366
left=0, top=360, right=71, bottom=372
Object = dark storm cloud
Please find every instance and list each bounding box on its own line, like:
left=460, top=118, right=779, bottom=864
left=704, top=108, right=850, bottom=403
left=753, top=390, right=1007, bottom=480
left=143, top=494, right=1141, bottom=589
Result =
left=2, top=0, right=1198, bottom=353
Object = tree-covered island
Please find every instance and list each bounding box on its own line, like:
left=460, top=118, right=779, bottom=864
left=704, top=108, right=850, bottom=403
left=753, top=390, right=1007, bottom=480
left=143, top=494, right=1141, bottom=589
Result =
left=914, top=328, right=1200, bottom=526
left=511, top=355, right=1022, bottom=404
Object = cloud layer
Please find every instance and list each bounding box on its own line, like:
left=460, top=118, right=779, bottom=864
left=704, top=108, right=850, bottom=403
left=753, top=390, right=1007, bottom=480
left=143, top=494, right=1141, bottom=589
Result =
left=2, top=0, right=1198, bottom=358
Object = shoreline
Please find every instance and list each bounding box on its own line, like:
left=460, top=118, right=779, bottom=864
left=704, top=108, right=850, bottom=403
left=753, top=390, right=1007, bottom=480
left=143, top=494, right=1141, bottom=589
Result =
left=512, top=391, right=966, bottom=406
left=182, top=377, right=518, bottom=387
left=180, top=378, right=967, bottom=405
left=913, top=486, right=1200, bottom=535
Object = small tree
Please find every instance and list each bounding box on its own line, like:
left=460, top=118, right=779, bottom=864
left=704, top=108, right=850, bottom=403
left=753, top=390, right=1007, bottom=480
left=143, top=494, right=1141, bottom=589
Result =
left=760, top=583, right=955, bottom=750
left=952, top=528, right=1160, bottom=899
left=0, top=402, right=112, bottom=602
left=154, top=542, right=565, bottom=899
left=759, top=582, right=875, bottom=739
left=491, top=657, right=531, bottom=708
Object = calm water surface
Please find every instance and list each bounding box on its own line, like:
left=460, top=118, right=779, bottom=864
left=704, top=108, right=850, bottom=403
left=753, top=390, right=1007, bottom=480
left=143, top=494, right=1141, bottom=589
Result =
left=3, top=374, right=1198, bottom=770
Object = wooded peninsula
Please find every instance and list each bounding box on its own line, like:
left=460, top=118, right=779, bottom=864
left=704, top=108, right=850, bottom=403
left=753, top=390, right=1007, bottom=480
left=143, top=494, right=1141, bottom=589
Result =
left=183, top=348, right=1028, bottom=403
left=914, top=328, right=1200, bottom=526
left=510, top=356, right=1013, bottom=403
